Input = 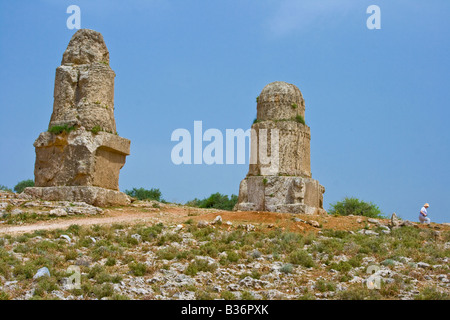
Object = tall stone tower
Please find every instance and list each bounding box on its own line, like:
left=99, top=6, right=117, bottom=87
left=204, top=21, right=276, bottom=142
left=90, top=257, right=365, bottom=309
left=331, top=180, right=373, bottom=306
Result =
left=24, top=29, right=130, bottom=206
left=235, top=81, right=325, bottom=214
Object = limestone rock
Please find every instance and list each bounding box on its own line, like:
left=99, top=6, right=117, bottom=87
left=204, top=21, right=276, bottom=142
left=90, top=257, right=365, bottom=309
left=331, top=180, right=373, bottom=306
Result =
left=367, top=218, right=381, bottom=226
left=10, top=208, right=23, bottom=216
left=33, top=267, right=50, bottom=280
left=51, top=29, right=116, bottom=133
left=59, top=235, right=72, bottom=243
left=417, top=262, right=431, bottom=269
left=390, top=212, right=400, bottom=227
left=197, top=221, right=209, bottom=228
left=50, top=208, right=67, bottom=216
left=400, top=220, right=414, bottom=227
left=24, top=186, right=130, bottom=207
left=358, top=229, right=379, bottom=236
left=212, top=215, right=222, bottom=224
left=257, top=81, right=305, bottom=121
left=307, top=220, right=321, bottom=228
left=62, top=29, right=109, bottom=65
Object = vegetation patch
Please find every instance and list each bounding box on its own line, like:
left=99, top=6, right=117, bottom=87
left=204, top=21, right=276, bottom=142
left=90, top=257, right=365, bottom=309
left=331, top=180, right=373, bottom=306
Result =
left=186, top=192, right=238, bottom=211
left=48, top=124, right=76, bottom=135
left=125, top=187, right=162, bottom=202
left=329, top=197, right=384, bottom=218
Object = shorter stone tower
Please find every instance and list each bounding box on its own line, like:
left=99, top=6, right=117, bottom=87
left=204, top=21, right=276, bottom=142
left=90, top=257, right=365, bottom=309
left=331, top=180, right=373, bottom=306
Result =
left=25, top=29, right=130, bottom=206
left=235, top=81, right=325, bottom=214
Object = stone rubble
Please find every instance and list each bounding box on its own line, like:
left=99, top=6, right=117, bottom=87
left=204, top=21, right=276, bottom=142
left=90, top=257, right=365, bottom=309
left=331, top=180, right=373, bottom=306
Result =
left=0, top=190, right=103, bottom=218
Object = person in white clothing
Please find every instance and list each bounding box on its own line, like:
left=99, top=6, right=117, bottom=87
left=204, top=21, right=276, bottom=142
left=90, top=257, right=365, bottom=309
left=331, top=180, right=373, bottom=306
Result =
left=419, top=203, right=431, bottom=225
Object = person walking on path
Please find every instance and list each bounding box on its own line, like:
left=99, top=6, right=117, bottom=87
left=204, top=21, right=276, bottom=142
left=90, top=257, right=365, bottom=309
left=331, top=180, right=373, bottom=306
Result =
left=419, top=203, right=431, bottom=225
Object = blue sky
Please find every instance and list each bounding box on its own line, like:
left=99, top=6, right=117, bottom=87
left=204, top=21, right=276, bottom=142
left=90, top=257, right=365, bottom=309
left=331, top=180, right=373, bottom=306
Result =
left=0, top=0, right=449, bottom=222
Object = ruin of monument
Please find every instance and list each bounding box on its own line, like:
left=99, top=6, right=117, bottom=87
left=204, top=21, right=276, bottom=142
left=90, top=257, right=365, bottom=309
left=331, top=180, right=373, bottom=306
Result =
left=24, top=29, right=130, bottom=206
left=234, top=81, right=325, bottom=214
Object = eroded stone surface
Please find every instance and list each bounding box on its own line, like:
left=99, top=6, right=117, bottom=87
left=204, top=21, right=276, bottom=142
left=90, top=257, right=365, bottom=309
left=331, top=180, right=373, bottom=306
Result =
left=30, top=29, right=130, bottom=206
left=34, top=128, right=129, bottom=190
left=50, top=29, right=116, bottom=133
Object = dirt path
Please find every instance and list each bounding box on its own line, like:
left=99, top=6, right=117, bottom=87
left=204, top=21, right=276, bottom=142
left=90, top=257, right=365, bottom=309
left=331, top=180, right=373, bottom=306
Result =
left=0, top=211, right=163, bottom=235
left=1, top=205, right=447, bottom=236
left=0, top=205, right=226, bottom=236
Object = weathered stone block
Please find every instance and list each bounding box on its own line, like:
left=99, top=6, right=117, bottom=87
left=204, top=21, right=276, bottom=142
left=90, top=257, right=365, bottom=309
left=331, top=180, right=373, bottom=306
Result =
left=34, top=129, right=130, bottom=191
left=257, top=81, right=305, bottom=121
left=24, top=186, right=130, bottom=207
left=249, top=121, right=311, bottom=177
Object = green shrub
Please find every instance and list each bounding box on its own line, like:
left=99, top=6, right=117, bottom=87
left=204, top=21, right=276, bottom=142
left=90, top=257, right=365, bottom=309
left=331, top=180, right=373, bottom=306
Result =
left=280, top=263, right=294, bottom=274
left=33, top=277, right=59, bottom=297
left=329, top=261, right=352, bottom=272
left=95, top=272, right=122, bottom=284
left=93, top=283, right=114, bottom=299
left=105, top=257, right=116, bottom=266
left=0, top=290, right=10, bottom=300
left=64, top=249, right=78, bottom=261
left=220, top=291, right=235, bottom=300
left=137, top=223, right=164, bottom=241
left=277, top=232, right=304, bottom=253
left=13, top=179, right=34, bottom=193
left=156, top=246, right=179, bottom=260
left=124, top=187, right=162, bottom=201
left=13, top=262, right=37, bottom=280
left=328, top=197, right=384, bottom=218
left=67, top=224, right=81, bottom=236
left=192, top=226, right=216, bottom=241
left=314, top=238, right=344, bottom=255
left=48, top=124, right=76, bottom=135
left=91, top=125, right=102, bottom=134
left=297, top=292, right=316, bottom=300
left=176, top=250, right=195, bottom=261
left=241, top=291, right=255, bottom=300
left=185, top=259, right=217, bottom=276
left=225, top=251, right=240, bottom=263
left=88, top=265, right=105, bottom=279
left=414, top=286, right=449, bottom=300
left=200, top=243, right=219, bottom=258
left=196, top=291, right=215, bottom=300
left=0, top=261, right=11, bottom=279
left=295, top=115, right=305, bottom=125
left=157, top=233, right=182, bottom=246
left=315, top=279, right=336, bottom=292
left=186, top=193, right=238, bottom=211
left=128, top=262, right=148, bottom=276
left=336, top=285, right=381, bottom=300
left=288, top=250, right=315, bottom=268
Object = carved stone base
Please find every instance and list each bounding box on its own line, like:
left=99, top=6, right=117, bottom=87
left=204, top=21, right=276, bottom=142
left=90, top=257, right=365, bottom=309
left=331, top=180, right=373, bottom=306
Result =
left=234, top=176, right=325, bottom=214
left=33, top=129, right=130, bottom=191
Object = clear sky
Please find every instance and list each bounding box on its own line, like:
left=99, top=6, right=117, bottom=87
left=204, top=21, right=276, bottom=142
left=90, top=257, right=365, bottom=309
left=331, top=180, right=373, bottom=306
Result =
left=0, top=0, right=449, bottom=222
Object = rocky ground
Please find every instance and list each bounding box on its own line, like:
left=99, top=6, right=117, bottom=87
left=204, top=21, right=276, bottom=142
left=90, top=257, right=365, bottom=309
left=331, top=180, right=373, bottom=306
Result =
left=0, top=190, right=449, bottom=300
